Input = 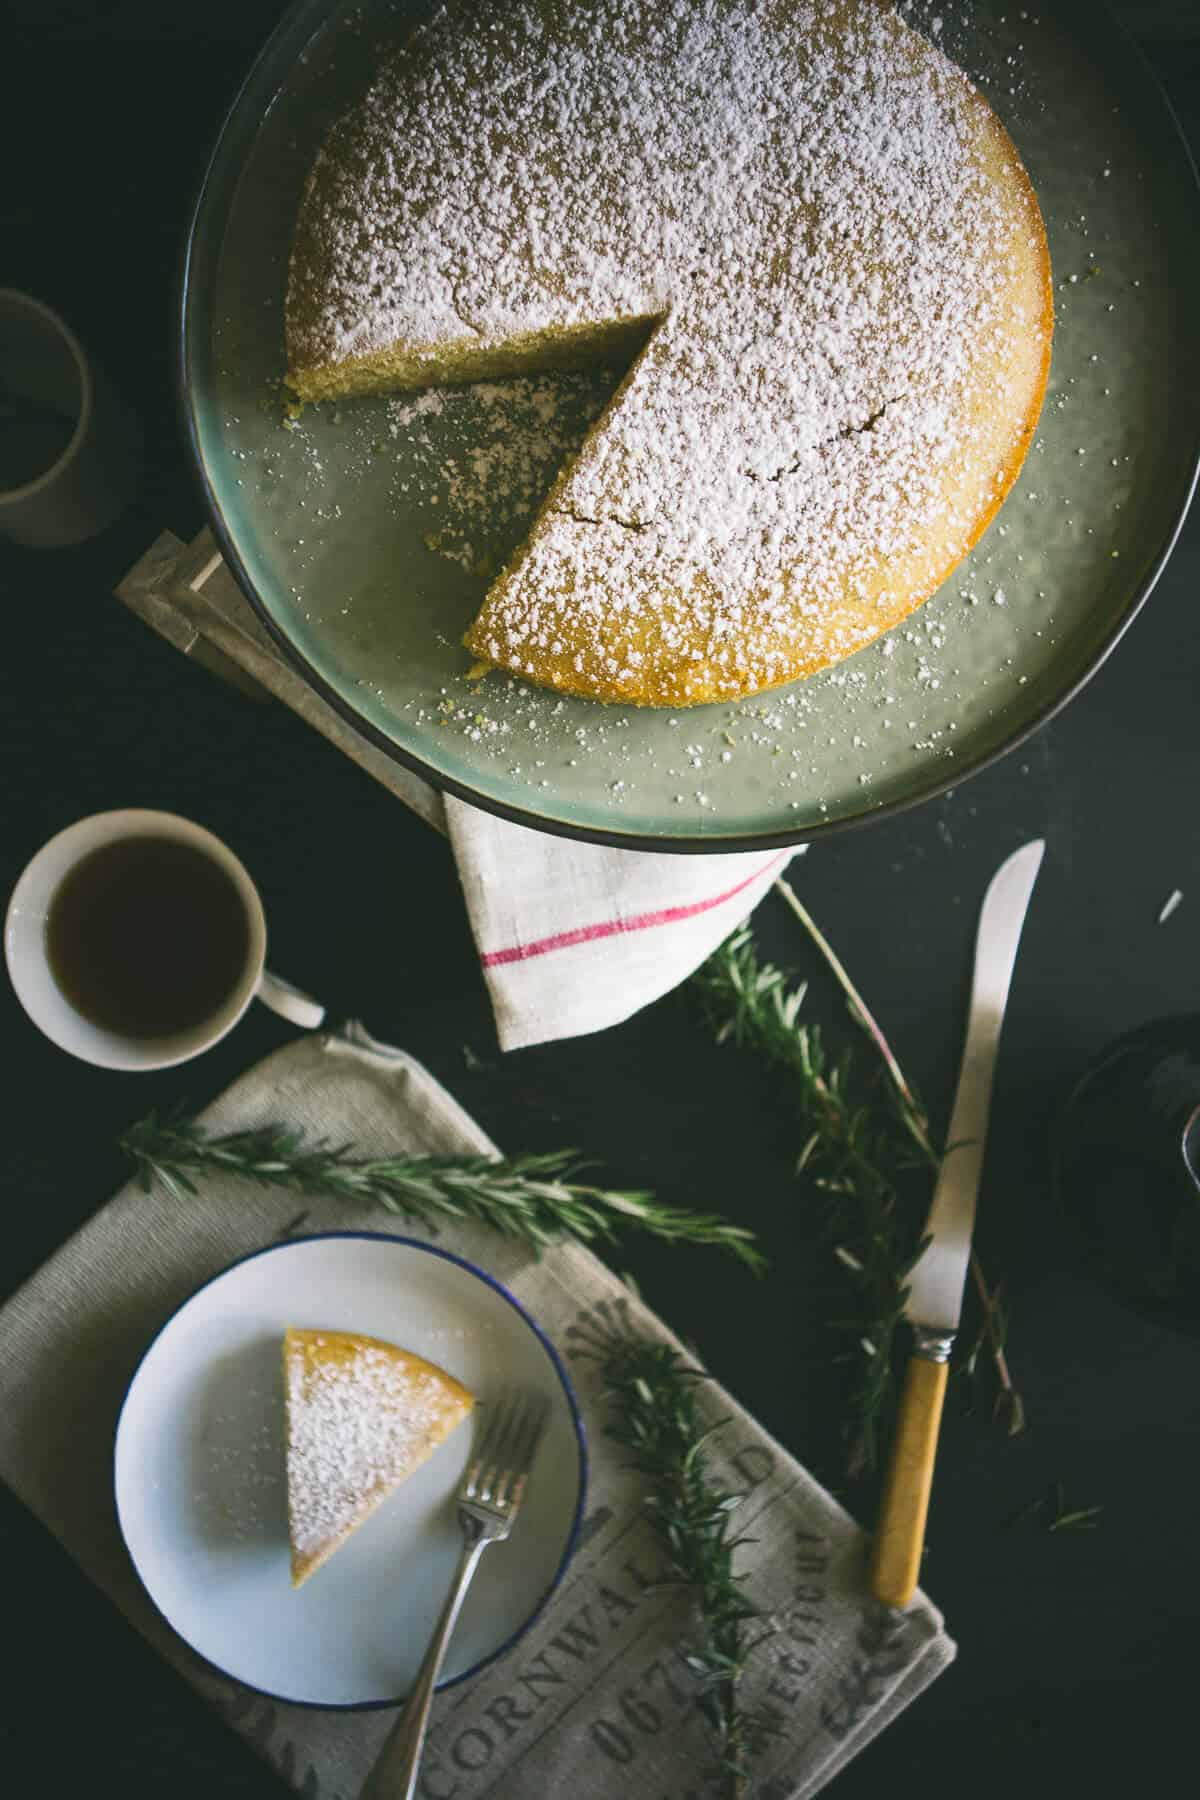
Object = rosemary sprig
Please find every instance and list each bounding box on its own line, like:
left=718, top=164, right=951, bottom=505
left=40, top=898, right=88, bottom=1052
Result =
left=998, top=1480, right=1103, bottom=1534
left=118, top=1111, right=764, bottom=1269
left=696, top=925, right=926, bottom=1473
left=593, top=1327, right=778, bottom=1795
left=696, top=914, right=1023, bottom=1472
left=951, top=1276, right=1026, bottom=1436
left=775, top=876, right=1023, bottom=1435
left=773, top=877, right=935, bottom=1160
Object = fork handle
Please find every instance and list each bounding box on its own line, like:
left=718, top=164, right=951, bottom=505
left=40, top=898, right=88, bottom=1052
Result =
left=360, top=1518, right=491, bottom=1800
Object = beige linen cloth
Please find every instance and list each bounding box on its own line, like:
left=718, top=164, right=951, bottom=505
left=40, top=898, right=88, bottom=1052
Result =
left=0, top=1024, right=953, bottom=1799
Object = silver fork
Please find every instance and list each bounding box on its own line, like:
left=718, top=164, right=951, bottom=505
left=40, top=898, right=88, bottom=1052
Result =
left=359, top=1389, right=550, bottom=1800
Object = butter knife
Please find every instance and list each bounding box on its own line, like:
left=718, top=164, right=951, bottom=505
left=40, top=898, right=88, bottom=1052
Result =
left=868, top=837, right=1045, bottom=1609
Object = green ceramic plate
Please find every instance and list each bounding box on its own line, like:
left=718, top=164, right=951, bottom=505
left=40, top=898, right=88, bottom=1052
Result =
left=180, top=0, right=1199, bottom=851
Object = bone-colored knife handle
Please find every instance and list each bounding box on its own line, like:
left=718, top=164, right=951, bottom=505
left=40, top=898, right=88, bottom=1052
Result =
left=868, top=1352, right=949, bottom=1609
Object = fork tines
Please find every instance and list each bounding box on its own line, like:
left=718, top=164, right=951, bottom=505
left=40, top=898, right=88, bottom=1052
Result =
left=464, top=1389, right=549, bottom=1514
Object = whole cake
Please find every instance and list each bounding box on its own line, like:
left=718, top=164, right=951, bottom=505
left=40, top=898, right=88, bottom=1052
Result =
left=286, top=0, right=1052, bottom=707
left=283, top=1326, right=474, bottom=1586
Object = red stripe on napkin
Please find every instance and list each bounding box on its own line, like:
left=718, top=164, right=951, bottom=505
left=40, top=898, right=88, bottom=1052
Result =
left=480, top=852, right=791, bottom=968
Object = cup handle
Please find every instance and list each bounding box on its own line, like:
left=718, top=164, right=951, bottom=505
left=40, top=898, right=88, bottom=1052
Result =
left=256, top=967, right=326, bottom=1031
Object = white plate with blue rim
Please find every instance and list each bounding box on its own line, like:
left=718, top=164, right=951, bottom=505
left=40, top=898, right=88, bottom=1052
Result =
left=113, top=1233, right=587, bottom=1708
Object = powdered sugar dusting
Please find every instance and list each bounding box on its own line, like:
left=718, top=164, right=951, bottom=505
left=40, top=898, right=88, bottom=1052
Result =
left=288, top=0, right=1050, bottom=706
left=285, top=1330, right=467, bottom=1567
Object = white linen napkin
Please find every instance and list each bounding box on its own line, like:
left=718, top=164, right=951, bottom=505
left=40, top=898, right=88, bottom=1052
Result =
left=443, top=800, right=794, bottom=1048
left=117, top=531, right=799, bottom=1051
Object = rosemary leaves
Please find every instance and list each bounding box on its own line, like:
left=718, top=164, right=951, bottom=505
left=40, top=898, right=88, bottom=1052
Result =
left=998, top=1480, right=1104, bottom=1535
left=118, top=1112, right=764, bottom=1269
left=695, top=924, right=927, bottom=1474
left=591, top=1326, right=777, bottom=1795
left=695, top=903, right=1023, bottom=1474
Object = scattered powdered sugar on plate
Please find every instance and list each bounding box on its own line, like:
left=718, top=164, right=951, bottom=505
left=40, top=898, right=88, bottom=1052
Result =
left=386, top=373, right=610, bottom=574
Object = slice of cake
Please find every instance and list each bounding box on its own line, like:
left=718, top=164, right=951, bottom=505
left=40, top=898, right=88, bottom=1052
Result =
left=283, top=1326, right=474, bottom=1587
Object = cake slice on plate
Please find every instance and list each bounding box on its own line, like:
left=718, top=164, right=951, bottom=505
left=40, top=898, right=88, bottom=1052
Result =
left=283, top=1326, right=474, bottom=1587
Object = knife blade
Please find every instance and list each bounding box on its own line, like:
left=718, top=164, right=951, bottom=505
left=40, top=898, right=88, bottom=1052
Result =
left=868, top=837, right=1044, bottom=1609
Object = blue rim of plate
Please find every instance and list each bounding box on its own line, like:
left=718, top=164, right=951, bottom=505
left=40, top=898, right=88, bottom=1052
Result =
left=176, top=0, right=1200, bottom=856
left=112, top=1231, right=589, bottom=1712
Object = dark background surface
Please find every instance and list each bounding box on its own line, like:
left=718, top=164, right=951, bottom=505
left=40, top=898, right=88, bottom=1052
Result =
left=2, top=1, right=1199, bottom=1794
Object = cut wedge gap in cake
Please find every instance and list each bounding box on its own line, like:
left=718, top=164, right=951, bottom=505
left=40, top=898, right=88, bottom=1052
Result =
left=287, top=300, right=670, bottom=673
left=283, top=1326, right=474, bottom=1588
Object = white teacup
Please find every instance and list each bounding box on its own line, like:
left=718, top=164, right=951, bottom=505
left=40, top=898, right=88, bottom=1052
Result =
left=0, top=289, right=141, bottom=549
left=4, top=810, right=325, bottom=1070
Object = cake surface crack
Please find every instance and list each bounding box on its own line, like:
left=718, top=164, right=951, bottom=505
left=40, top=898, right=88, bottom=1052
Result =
left=748, top=394, right=911, bottom=483
left=554, top=506, right=653, bottom=533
